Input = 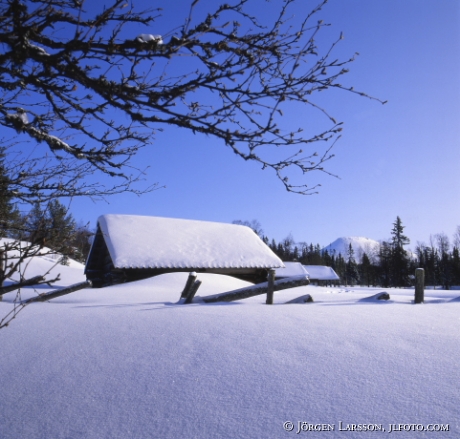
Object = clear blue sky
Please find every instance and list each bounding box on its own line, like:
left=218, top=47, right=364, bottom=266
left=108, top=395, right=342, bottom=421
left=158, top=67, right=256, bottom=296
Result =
left=46, top=1, right=460, bottom=248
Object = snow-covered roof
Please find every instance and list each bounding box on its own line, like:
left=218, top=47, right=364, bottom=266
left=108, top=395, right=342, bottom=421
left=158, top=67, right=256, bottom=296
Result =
left=97, top=214, right=283, bottom=270
left=303, top=265, right=340, bottom=281
left=275, top=261, right=308, bottom=278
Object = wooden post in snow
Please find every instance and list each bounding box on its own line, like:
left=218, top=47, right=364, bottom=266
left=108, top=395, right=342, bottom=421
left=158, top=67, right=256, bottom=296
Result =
left=414, top=268, right=424, bottom=304
left=180, top=272, right=197, bottom=299
left=266, top=269, right=275, bottom=305
left=184, top=280, right=202, bottom=304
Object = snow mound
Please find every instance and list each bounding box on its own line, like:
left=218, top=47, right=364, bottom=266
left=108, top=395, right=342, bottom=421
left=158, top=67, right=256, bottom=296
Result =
left=107, top=272, right=254, bottom=302
left=1, top=249, right=459, bottom=438
left=0, top=238, right=86, bottom=296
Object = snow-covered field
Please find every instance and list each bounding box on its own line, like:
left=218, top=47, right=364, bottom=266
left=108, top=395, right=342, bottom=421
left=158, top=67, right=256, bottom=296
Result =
left=0, top=256, right=459, bottom=439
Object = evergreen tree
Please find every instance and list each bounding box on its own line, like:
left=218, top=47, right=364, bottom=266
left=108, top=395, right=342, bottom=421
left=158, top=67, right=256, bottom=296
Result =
left=276, top=243, right=285, bottom=261
left=451, top=246, right=460, bottom=286
left=72, top=224, right=93, bottom=264
left=25, top=200, right=77, bottom=263
left=453, top=226, right=460, bottom=253
left=312, top=244, right=324, bottom=265
left=25, top=202, right=49, bottom=246
left=390, top=216, right=410, bottom=287
left=299, top=243, right=309, bottom=265
left=452, top=226, right=460, bottom=286
left=0, top=149, right=22, bottom=239
left=269, top=239, right=278, bottom=255
left=334, top=253, right=346, bottom=286
left=435, top=233, right=451, bottom=290
left=378, top=241, right=392, bottom=287
left=345, top=243, right=359, bottom=286
left=309, top=243, right=315, bottom=262
left=322, top=249, right=333, bottom=268
left=292, top=246, right=300, bottom=262
left=47, top=200, right=77, bottom=255
left=360, top=252, right=373, bottom=287
left=426, top=237, right=439, bottom=288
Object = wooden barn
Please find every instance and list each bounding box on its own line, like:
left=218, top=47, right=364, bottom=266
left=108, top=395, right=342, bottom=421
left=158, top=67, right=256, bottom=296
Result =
left=85, top=214, right=284, bottom=287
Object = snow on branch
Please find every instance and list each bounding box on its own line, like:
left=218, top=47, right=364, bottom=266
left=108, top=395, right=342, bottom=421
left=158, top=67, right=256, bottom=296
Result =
left=135, top=34, right=163, bottom=44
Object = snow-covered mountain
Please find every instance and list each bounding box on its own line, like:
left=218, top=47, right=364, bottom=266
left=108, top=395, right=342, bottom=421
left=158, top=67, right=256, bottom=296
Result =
left=322, top=236, right=380, bottom=262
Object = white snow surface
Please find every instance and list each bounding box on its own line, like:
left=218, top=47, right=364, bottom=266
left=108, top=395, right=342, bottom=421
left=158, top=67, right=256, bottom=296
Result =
left=0, top=238, right=85, bottom=288
left=275, top=261, right=308, bottom=278
left=97, top=214, right=284, bottom=269
left=303, top=264, right=340, bottom=281
left=1, top=253, right=459, bottom=438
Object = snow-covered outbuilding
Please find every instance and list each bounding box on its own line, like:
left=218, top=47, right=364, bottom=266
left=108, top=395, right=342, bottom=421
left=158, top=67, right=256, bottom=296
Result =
left=303, top=265, right=340, bottom=285
left=85, top=214, right=284, bottom=287
left=275, top=262, right=309, bottom=279
left=275, top=262, right=340, bottom=286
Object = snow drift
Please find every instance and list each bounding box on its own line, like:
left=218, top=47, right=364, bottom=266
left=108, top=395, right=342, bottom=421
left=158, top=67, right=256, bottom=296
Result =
left=0, top=247, right=459, bottom=439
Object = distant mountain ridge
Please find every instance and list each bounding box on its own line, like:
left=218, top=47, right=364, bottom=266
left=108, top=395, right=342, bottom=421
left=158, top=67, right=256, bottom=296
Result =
left=321, top=236, right=380, bottom=262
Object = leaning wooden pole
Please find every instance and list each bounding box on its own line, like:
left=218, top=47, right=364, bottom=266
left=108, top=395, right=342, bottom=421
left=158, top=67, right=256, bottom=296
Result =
left=23, top=280, right=92, bottom=304
left=203, top=275, right=309, bottom=303
left=180, top=272, right=197, bottom=299
left=414, top=268, right=424, bottom=304
left=184, top=280, right=202, bottom=304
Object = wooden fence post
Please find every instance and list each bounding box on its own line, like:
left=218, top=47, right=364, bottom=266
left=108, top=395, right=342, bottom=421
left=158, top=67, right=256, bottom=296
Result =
left=414, top=268, right=424, bottom=304
left=266, top=269, right=275, bottom=305
left=180, top=272, right=197, bottom=299
left=184, top=280, right=202, bottom=304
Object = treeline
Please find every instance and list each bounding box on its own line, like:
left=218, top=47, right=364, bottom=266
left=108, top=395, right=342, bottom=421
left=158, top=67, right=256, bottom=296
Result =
left=1, top=198, right=92, bottom=265
left=1, top=149, right=93, bottom=265
left=235, top=217, right=460, bottom=289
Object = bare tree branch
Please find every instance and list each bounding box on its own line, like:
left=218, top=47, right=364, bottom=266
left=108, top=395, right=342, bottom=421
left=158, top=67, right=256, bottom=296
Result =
left=0, top=0, right=384, bottom=196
